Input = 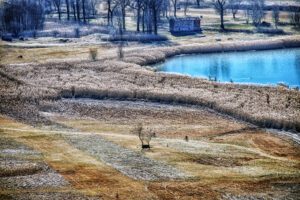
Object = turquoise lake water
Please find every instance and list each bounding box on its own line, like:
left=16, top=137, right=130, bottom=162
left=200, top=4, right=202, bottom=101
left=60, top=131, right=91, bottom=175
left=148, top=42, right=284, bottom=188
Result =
left=155, top=48, right=300, bottom=87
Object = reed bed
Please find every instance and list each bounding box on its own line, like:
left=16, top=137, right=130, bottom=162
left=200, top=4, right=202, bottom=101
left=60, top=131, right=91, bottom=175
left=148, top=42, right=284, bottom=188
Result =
left=0, top=36, right=300, bottom=132
left=124, top=36, right=300, bottom=65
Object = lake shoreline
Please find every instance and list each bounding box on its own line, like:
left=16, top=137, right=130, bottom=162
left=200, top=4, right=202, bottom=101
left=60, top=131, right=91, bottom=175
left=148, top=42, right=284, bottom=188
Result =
left=123, top=36, right=300, bottom=66
left=153, top=48, right=300, bottom=88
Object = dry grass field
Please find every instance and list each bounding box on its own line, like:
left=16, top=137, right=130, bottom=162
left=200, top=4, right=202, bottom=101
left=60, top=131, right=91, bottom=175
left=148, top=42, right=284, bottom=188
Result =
left=1, top=2, right=300, bottom=199
left=0, top=98, right=299, bottom=199
left=1, top=36, right=300, bottom=199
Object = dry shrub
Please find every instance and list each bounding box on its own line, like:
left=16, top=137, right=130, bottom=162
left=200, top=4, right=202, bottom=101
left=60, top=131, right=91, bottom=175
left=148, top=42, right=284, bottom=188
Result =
left=89, top=48, right=98, bottom=61
left=132, top=123, right=154, bottom=149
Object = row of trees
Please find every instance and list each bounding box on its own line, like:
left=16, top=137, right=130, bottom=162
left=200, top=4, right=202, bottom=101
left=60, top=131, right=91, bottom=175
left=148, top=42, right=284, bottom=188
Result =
left=0, top=0, right=45, bottom=36
left=1, top=0, right=299, bottom=36
left=213, top=0, right=300, bottom=30
left=51, top=0, right=99, bottom=22
left=106, top=0, right=167, bottom=34
left=49, top=0, right=299, bottom=32
left=213, top=0, right=266, bottom=30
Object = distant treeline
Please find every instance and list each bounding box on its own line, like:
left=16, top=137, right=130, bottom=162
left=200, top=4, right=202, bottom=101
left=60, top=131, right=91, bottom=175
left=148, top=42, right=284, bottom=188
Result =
left=0, top=0, right=44, bottom=36
left=0, top=0, right=300, bottom=37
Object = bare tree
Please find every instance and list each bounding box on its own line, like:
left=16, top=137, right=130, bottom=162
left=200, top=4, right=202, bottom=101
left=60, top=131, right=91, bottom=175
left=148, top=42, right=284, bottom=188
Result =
left=53, top=0, right=62, bottom=20
left=106, top=0, right=114, bottom=25
left=76, top=0, right=80, bottom=21
left=272, top=6, right=279, bottom=29
left=115, top=7, right=124, bottom=59
left=195, top=0, right=203, bottom=8
left=228, top=0, right=243, bottom=19
left=70, top=0, right=77, bottom=20
left=66, top=0, right=70, bottom=20
left=141, top=0, right=147, bottom=32
left=82, top=0, right=87, bottom=23
left=161, top=0, right=169, bottom=18
left=131, top=0, right=143, bottom=32
left=117, top=0, right=130, bottom=30
left=183, top=0, right=190, bottom=16
left=89, top=0, right=99, bottom=17
left=212, top=0, right=227, bottom=30
left=170, top=0, right=178, bottom=17
left=289, top=6, right=300, bottom=27
left=0, top=0, right=45, bottom=36
left=249, top=0, right=265, bottom=26
left=136, top=0, right=143, bottom=32
left=140, top=0, right=160, bottom=34
left=132, top=124, right=154, bottom=149
left=150, top=0, right=163, bottom=34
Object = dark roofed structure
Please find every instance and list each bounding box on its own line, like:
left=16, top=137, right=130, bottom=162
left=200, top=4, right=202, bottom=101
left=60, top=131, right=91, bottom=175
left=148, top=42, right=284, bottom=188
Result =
left=169, top=17, right=202, bottom=35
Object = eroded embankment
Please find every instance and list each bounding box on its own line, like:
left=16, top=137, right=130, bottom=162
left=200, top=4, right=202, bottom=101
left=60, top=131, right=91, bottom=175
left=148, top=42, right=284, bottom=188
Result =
left=0, top=37, right=300, bottom=134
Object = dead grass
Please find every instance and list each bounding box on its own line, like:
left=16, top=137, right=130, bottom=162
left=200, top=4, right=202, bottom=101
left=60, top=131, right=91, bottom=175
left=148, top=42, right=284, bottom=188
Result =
left=0, top=117, right=158, bottom=199
left=0, top=46, right=106, bottom=65
left=212, top=131, right=300, bottom=159
left=1, top=38, right=300, bottom=132
left=52, top=117, right=300, bottom=182
left=1, top=102, right=300, bottom=199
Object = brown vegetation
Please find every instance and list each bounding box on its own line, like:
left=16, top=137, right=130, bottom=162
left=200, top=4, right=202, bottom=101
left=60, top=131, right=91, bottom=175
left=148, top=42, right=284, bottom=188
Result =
left=1, top=37, right=300, bottom=132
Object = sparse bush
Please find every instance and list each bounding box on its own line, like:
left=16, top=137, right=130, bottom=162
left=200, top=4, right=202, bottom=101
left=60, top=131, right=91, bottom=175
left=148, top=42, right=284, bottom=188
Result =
left=71, top=86, right=75, bottom=98
left=289, top=6, right=300, bottom=27
left=272, top=6, right=280, bottom=29
left=132, top=123, right=154, bottom=149
left=249, top=0, right=265, bottom=26
left=74, top=28, right=80, bottom=38
left=89, top=48, right=98, bottom=61
left=117, top=43, right=124, bottom=60
left=185, top=136, right=189, bottom=142
left=52, top=30, right=59, bottom=37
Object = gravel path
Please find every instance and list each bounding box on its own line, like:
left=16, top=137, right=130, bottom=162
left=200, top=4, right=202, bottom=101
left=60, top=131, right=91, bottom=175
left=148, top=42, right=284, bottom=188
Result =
left=64, top=133, right=187, bottom=181
left=0, top=137, right=68, bottom=190
left=0, top=172, right=68, bottom=189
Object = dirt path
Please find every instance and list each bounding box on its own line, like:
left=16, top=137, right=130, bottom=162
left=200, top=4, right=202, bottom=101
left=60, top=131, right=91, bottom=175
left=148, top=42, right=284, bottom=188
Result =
left=64, top=133, right=187, bottom=181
